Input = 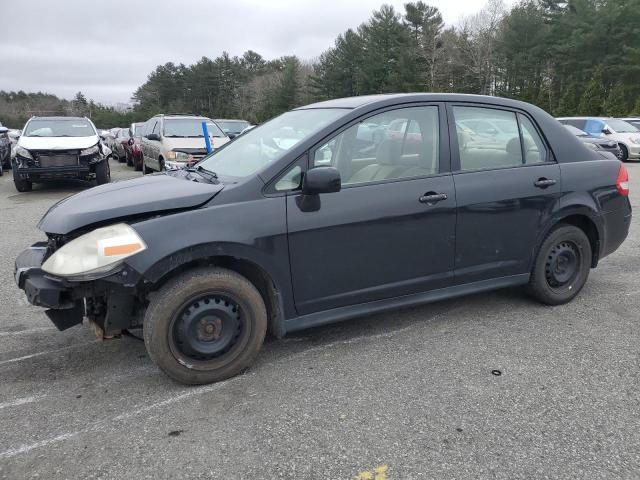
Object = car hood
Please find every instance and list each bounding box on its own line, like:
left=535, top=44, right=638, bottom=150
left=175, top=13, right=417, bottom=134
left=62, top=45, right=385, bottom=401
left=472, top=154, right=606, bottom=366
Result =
left=19, top=135, right=100, bottom=151
left=38, top=173, right=224, bottom=234
left=163, top=136, right=230, bottom=151
left=580, top=136, right=616, bottom=146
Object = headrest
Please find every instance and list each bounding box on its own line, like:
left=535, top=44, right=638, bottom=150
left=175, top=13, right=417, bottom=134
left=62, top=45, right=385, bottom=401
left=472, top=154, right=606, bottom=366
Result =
left=376, top=139, right=403, bottom=165
left=506, top=137, right=522, bottom=158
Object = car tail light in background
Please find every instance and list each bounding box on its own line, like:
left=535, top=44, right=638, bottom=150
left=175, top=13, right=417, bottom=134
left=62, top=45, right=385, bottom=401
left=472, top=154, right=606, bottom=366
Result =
left=616, top=164, right=629, bottom=196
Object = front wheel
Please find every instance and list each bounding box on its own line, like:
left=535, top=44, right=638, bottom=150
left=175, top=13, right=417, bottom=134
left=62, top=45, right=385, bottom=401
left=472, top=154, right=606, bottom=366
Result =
left=95, top=160, right=110, bottom=185
left=12, top=166, right=32, bottom=192
left=527, top=225, right=592, bottom=305
left=143, top=267, right=267, bottom=385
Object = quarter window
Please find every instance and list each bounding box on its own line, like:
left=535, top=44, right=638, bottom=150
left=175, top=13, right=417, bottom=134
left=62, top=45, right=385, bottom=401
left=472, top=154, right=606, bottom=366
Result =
left=518, top=114, right=547, bottom=164
left=312, top=106, right=440, bottom=185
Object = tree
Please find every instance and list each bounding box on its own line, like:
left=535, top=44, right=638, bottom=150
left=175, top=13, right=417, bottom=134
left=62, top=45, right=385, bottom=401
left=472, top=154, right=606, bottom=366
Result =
left=603, top=84, right=630, bottom=116
left=578, top=68, right=605, bottom=116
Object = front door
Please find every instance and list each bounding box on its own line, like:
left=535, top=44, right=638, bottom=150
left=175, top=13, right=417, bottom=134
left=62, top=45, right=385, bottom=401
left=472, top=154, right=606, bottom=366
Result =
left=286, top=104, right=457, bottom=315
left=448, top=104, right=562, bottom=284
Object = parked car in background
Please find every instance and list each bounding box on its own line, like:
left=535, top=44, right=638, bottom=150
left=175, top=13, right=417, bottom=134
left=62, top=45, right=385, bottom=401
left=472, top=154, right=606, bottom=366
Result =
left=620, top=117, right=640, bottom=130
left=113, top=127, right=130, bottom=163
left=12, top=117, right=110, bottom=191
left=124, top=122, right=145, bottom=170
left=557, top=117, right=640, bottom=161
left=100, top=129, right=117, bottom=151
left=214, top=119, right=252, bottom=139
left=14, top=94, right=631, bottom=384
left=140, top=114, right=230, bottom=173
left=563, top=124, right=622, bottom=160
left=0, top=126, right=11, bottom=175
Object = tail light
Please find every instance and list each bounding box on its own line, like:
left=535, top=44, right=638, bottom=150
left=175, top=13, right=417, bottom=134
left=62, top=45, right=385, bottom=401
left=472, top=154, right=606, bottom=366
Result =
left=616, top=163, right=629, bottom=196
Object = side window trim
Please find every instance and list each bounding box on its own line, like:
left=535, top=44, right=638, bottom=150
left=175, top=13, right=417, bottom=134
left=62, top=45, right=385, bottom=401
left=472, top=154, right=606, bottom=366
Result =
left=307, top=102, right=450, bottom=186
left=263, top=154, right=308, bottom=196
left=447, top=102, right=555, bottom=173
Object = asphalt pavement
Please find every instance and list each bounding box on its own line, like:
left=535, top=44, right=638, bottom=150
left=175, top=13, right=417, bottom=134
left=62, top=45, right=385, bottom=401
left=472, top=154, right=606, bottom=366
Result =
left=0, top=159, right=638, bottom=479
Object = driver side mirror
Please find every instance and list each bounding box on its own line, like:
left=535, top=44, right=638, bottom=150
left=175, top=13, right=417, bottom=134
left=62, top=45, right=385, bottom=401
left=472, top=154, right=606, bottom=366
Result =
left=147, top=133, right=160, bottom=141
left=302, top=167, right=341, bottom=195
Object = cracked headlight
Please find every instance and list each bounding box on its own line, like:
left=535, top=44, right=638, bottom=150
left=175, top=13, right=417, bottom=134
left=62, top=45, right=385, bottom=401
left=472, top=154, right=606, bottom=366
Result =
left=80, top=145, right=100, bottom=156
left=42, top=223, right=146, bottom=278
left=15, top=146, right=33, bottom=159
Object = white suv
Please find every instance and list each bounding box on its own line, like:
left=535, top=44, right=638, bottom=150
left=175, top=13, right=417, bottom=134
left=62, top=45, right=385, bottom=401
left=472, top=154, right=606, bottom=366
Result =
left=557, top=117, right=640, bottom=161
left=139, top=114, right=230, bottom=173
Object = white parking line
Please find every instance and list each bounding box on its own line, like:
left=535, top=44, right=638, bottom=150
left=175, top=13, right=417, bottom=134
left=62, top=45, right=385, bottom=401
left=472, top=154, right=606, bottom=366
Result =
left=0, top=327, right=55, bottom=337
left=0, top=395, right=45, bottom=410
left=0, top=378, right=240, bottom=459
left=0, top=307, right=460, bottom=459
left=0, top=341, right=97, bottom=366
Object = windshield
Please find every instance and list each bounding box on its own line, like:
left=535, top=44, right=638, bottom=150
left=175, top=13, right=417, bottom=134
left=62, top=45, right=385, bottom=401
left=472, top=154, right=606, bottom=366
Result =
left=564, top=124, right=588, bottom=136
left=217, top=120, right=250, bottom=133
left=132, top=122, right=145, bottom=135
left=163, top=118, right=225, bottom=138
left=198, top=109, right=346, bottom=178
left=606, top=119, right=638, bottom=133
left=24, top=119, right=95, bottom=137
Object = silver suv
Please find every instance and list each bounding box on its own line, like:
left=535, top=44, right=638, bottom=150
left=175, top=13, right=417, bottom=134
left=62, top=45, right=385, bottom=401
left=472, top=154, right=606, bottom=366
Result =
left=139, top=114, right=230, bottom=173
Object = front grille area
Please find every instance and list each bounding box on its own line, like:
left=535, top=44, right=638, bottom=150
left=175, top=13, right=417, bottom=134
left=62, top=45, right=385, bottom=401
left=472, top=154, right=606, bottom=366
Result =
left=37, top=153, right=78, bottom=167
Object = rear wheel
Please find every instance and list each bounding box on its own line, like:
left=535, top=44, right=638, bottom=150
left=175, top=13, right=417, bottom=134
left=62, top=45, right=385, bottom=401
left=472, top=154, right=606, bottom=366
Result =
left=95, top=160, right=110, bottom=185
left=143, top=161, right=153, bottom=175
left=528, top=225, right=591, bottom=305
left=619, top=144, right=629, bottom=162
left=12, top=166, right=32, bottom=192
left=143, top=267, right=267, bottom=385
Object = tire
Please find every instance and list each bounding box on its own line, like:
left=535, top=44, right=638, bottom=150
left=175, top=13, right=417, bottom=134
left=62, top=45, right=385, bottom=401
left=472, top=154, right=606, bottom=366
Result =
left=143, top=267, right=267, bottom=385
left=143, top=161, right=153, bottom=175
left=527, top=224, right=592, bottom=306
left=95, top=160, right=110, bottom=185
left=126, top=153, right=133, bottom=167
left=134, top=158, right=142, bottom=172
left=619, top=144, right=629, bottom=162
left=158, top=157, right=165, bottom=172
left=12, top=166, right=32, bottom=192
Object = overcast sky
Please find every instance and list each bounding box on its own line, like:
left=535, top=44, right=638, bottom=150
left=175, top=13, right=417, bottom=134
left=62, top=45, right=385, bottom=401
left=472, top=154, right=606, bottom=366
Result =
left=0, top=0, right=509, bottom=105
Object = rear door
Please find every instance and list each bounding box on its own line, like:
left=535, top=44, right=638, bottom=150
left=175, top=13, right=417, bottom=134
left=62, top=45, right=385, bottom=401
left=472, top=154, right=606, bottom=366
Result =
left=448, top=104, right=561, bottom=284
left=286, top=104, right=457, bottom=315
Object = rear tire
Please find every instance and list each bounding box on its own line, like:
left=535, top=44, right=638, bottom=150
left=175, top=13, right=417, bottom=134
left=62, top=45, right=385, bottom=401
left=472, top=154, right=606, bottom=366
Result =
left=143, top=161, right=153, bottom=174
left=12, top=166, right=32, bottom=192
left=143, top=267, right=267, bottom=385
left=619, top=144, right=629, bottom=162
left=95, top=160, right=110, bottom=185
left=527, top=225, right=591, bottom=305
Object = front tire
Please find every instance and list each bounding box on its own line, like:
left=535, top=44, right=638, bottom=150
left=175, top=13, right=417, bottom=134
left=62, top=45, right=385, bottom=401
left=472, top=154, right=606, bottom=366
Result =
left=143, top=267, right=267, bottom=385
left=12, top=166, right=32, bottom=192
left=528, top=225, right=592, bottom=305
left=95, top=160, right=110, bottom=185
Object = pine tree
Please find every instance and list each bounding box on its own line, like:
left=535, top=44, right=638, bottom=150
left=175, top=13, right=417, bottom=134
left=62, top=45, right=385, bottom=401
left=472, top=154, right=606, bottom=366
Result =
left=603, top=84, right=630, bottom=117
left=555, top=82, right=580, bottom=116
left=578, top=68, right=605, bottom=116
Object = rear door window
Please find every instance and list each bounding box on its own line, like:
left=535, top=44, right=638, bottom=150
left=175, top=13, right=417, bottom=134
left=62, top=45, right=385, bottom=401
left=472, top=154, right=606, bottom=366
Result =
left=452, top=106, right=548, bottom=171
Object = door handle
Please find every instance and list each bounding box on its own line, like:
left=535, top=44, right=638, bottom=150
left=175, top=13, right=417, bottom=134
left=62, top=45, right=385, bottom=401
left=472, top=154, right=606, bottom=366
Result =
left=534, top=178, right=556, bottom=188
left=419, top=192, right=448, bottom=204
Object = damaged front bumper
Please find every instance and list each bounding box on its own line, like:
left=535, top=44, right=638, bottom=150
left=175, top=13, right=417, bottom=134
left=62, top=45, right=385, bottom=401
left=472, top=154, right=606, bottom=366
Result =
left=15, top=244, right=145, bottom=335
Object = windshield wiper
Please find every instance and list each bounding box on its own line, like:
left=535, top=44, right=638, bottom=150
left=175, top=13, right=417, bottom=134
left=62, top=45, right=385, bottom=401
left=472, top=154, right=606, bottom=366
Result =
left=186, top=165, right=218, bottom=182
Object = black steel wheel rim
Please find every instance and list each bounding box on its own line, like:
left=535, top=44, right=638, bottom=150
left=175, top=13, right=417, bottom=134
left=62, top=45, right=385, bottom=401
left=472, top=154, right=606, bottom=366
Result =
left=169, top=293, right=246, bottom=365
left=545, top=241, right=580, bottom=289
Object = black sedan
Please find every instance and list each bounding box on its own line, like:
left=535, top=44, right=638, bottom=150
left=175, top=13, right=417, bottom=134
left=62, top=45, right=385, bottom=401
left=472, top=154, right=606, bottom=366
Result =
left=15, top=94, right=632, bottom=384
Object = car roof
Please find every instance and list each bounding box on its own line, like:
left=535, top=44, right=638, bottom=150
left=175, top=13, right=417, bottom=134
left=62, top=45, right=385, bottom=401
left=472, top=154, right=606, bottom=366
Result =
left=29, top=116, right=88, bottom=121
left=297, top=93, right=542, bottom=110
left=214, top=119, right=248, bottom=122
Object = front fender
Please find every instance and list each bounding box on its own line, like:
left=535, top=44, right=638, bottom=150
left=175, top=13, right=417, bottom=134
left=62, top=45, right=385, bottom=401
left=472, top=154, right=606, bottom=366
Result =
left=124, top=195, right=297, bottom=320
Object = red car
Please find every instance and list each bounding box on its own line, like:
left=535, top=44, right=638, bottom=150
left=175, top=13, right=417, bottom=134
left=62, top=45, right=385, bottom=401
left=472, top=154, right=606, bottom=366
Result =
left=124, top=122, right=145, bottom=171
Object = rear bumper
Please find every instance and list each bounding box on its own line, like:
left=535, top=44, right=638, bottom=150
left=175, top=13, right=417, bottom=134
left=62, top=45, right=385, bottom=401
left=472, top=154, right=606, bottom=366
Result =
left=601, top=206, right=632, bottom=259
